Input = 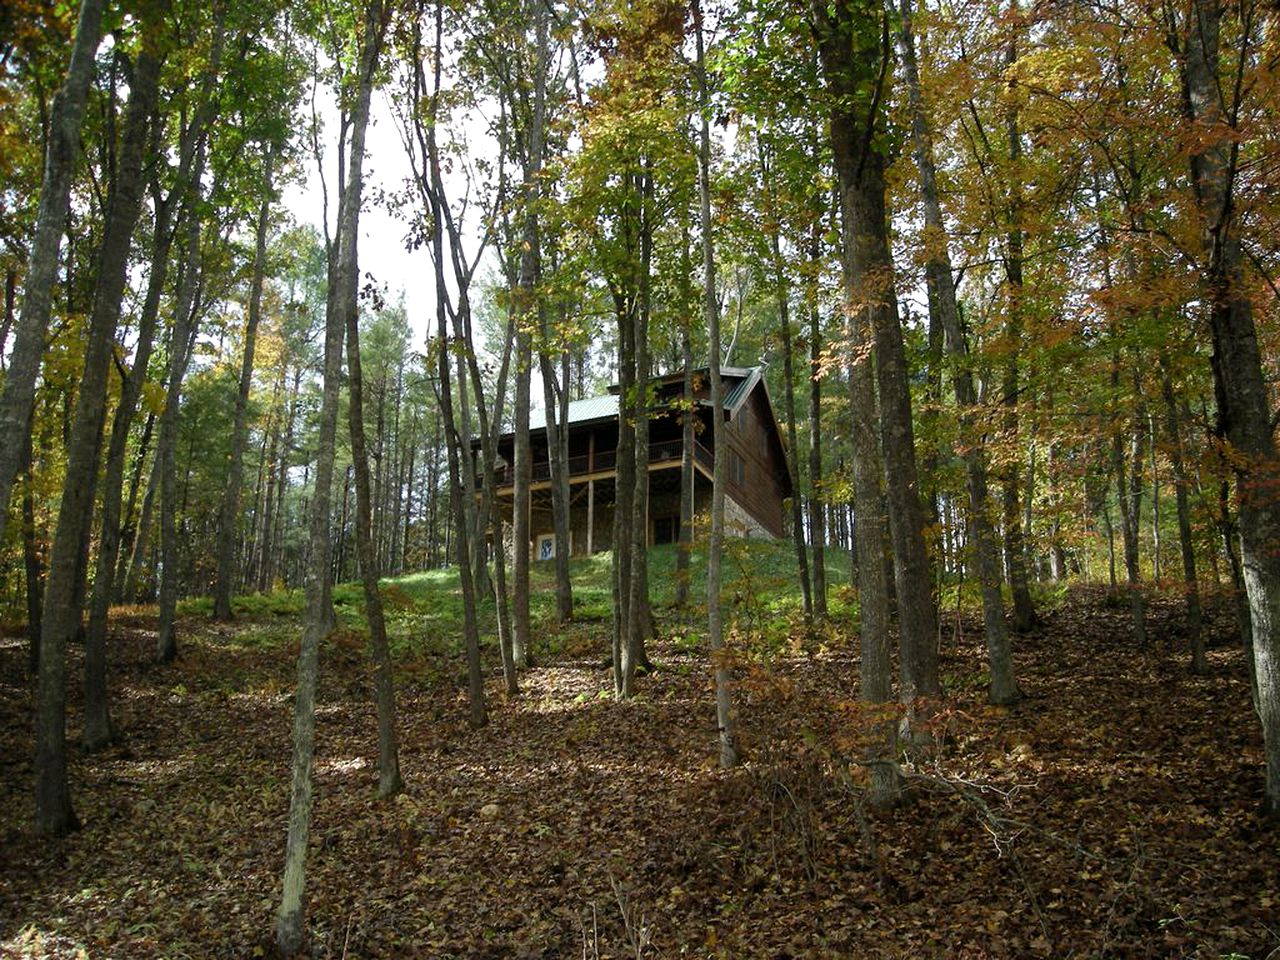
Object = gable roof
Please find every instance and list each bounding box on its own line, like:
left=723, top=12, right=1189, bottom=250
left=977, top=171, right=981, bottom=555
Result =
left=496, top=365, right=773, bottom=440
left=529, top=393, right=619, bottom=431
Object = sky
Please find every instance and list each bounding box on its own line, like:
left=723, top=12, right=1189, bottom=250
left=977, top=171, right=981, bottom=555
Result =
left=279, top=88, right=448, bottom=348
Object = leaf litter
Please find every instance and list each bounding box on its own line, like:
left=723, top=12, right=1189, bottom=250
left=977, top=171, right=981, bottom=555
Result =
left=0, top=586, right=1276, bottom=958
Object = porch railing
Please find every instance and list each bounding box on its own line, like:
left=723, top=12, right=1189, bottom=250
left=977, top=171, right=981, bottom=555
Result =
left=477, top=439, right=709, bottom=489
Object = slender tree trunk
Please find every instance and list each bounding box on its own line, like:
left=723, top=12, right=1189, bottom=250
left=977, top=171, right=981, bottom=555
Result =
left=0, top=0, right=106, bottom=547
left=1000, top=24, right=1039, bottom=633
left=898, top=0, right=1019, bottom=704
left=84, top=108, right=181, bottom=752
left=345, top=285, right=404, bottom=798
left=695, top=0, right=739, bottom=767
left=612, top=286, right=637, bottom=696
left=1160, top=359, right=1204, bottom=673
left=214, top=165, right=274, bottom=618
left=157, top=21, right=225, bottom=662
left=123, top=449, right=160, bottom=601
left=1111, top=354, right=1148, bottom=646
left=629, top=167, right=655, bottom=675
left=538, top=352, right=573, bottom=620
left=22, top=419, right=43, bottom=677
left=493, top=515, right=519, bottom=695
left=35, top=29, right=160, bottom=835
left=806, top=222, right=828, bottom=618
left=275, top=4, right=387, bottom=951
left=675, top=228, right=695, bottom=609
left=759, top=139, right=813, bottom=620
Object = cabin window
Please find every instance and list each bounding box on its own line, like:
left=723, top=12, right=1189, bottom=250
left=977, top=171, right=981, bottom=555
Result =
left=536, top=534, right=556, bottom=561
left=653, top=516, right=678, bottom=545
left=730, top=450, right=746, bottom=486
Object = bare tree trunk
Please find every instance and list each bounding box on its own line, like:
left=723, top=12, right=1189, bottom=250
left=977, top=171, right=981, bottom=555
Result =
left=758, top=137, right=812, bottom=620
left=123, top=448, right=160, bottom=601
left=1179, top=0, right=1280, bottom=814
left=898, top=0, right=1019, bottom=704
left=1160, top=358, right=1204, bottom=673
left=22, top=418, right=43, bottom=677
left=675, top=228, right=695, bottom=609
left=538, top=351, right=573, bottom=620
left=629, top=166, right=655, bottom=675
left=345, top=287, right=404, bottom=798
left=493, top=515, right=519, bottom=695
left=84, top=104, right=181, bottom=751
left=0, top=0, right=106, bottom=547
left=806, top=221, right=828, bottom=618
left=35, top=28, right=160, bottom=835
left=1111, top=353, right=1148, bottom=646
left=695, top=0, right=739, bottom=768
left=157, top=20, right=225, bottom=662
left=612, top=285, right=637, bottom=696
left=275, top=3, right=387, bottom=951
left=214, top=163, right=274, bottom=619
left=0, top=268, right=15, bottom=364
left=1000, top=23, right=1039, bottom=634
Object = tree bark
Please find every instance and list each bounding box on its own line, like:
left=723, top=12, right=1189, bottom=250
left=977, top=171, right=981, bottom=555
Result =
left=275, top=3, right=387, bottom=951
left=157, top=19, right=226, bottom=662
left=758, top=137, right=813, bottom=621
left=0, top=0, right=106, bottom=548
left=675, top=227, right=695, bottom=609
left=84, top=92, right=182, bottom=752
left=22, top=417, right=43, bottom=677
left=345, top=285, right=404, bottom=799
left=695, top=0, right=740, bottom=768
left=214, top=162, right=274, bottom=619
left=1178, top=0, right=1280, bottom=814
left=806, top=221, right=828, bottom=619
left=1160, top=357, right=1205, bottom=673
left=898, top=0, right=1019, bottom=704
left=35, top=27, right=160, bottom=834
left=999, top=21, right=1039, bottom=634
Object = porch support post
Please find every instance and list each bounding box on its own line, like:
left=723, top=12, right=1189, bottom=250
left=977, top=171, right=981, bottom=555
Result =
left=587, top=479, right=595, bottom=555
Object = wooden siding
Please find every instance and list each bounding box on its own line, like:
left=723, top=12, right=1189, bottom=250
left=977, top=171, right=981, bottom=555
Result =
left=723, top=386, right=789, bottom=537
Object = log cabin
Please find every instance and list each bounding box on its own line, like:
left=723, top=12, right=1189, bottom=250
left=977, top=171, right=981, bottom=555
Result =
left=478, top=366, right=792, bottom=559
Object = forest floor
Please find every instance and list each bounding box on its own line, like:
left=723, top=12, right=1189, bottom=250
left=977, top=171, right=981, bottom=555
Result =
left=0, top=549, right=1276, bottom=959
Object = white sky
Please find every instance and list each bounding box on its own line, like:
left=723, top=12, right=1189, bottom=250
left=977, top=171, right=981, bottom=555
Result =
left=279, top=88, right=448, bottom=348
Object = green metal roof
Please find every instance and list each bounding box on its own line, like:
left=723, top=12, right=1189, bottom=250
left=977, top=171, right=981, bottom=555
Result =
left=528, top=394, right=619, bottom=431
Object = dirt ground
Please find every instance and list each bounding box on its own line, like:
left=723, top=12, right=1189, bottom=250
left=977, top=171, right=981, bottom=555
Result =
left=1, top=587, right=1276, bottom=958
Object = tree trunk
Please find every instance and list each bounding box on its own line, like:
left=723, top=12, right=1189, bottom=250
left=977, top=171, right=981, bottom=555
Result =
left=0, top=0, right=106, bottom=548
left=758, top=137, right=813, bottom=621
left=843, top=102, right=940, bottom=709
left=275, top=4, right=387, bottom=952
left=1000, top=24, right=1039, bottom=634
left=675, top=228, right=695, bottom=609
left=157, top=20, right=225, bottom=662
left=695, top=0, right=739, bottom=768
left=898, top=0, right=1019, bottom=704
left=214, top=164, right=274, bottom=619
left=1179, top=0, right=1280, bottom=814
left=612, top=285, right=637, bottom=696
left=1160, top=358, right=1205, bottom=673
left=1111, top=353, right=1148, bottom=646
left=84, top=96, right=181, bottom=752
left=22, top=418, right=43, bottom=677
left=538, top=350, right=573, bottom=621
left=345, top=285, right=404, bottom=798
left=806, top=221, right=828, bottom=618
left=35, top=28, right=160, bottom=835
